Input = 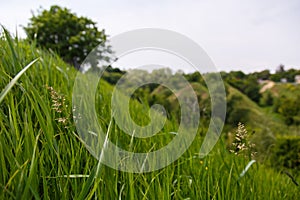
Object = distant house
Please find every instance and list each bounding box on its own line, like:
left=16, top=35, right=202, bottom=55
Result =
left=295, top=75, right=300, bottom=84
left=280, top=78, right=287, bottom=83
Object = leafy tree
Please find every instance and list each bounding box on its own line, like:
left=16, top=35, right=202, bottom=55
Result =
left=224, top=72, right=261, bottom=103
left=270, top=73, right=281, bottom=82
left=243, top=77, right=261, bottom=103
left=276, top=64, right=285, bottom=73
left=284, top=68, right=300, bottom=82
left=271, top=137, right=300, bottom=172
left=185, top=71, right=202, bottom=82
left=251, top=70, right=270, bottom=80
left=231, top=70, right=246, bottom=79
left=274, top=95, right=300, bottom=125
left=24, top=5, right=113, bottom=69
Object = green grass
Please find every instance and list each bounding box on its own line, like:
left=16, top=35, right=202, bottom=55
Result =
left=0, top=28, right=299, bottom=199
left=226, top=84, right=300, bottom=136
left=269, top=83, right=300, bottom=99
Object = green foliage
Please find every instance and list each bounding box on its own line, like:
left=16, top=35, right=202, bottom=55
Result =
left=243, top=80, right=261, bottom=103
left=251, top=70, right=271, bottom=80
left=102, top=71, right=123, bottom=85
left=227, top=107, right=250, bottom=125
left=270, top=67, right=300, bottom=83
left=223, top=71, right=261, bottom=103
left=259, top=91, right=273, bottom=107
left=274, top=95, right=300, bottom=125
left=184, top=71, right=204, bottom=83
left=226, top=94, right=249, bottom=124
left=271, top=136, right=300, bottom=172
left=251, top=128, right=276, bottom=161
left=270, top=73, right=281, bottom=82
left=24, top=5, right=113, bottom=68
left=1, top=29, right=300, bottom=199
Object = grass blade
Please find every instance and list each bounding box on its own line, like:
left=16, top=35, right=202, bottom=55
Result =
left=239, top=160, right=256, bottom=178
left=0, top=58, right=40, bottom=103
left=1, top=25, right=19, bottom=71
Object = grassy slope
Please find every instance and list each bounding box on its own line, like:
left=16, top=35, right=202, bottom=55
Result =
left=226, top=85, right=282, bottom=132
left=153, top=80, right=289, bottom=136
left=235, top=82, right=300, bottom=136
left=266, top=83, right=300, bottom=136
left=0, top=30, right=299, bottom=199
left=269, top=83, right=300, bottom=98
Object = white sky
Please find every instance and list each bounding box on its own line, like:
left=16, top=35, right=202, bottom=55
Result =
left=1, top=0, right=300, bottom=73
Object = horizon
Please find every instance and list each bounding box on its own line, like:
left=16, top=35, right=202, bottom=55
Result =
left=1, top=0, right=300, bottom=73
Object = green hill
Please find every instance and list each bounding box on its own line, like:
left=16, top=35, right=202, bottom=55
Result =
left=0, top=28, right=299, bottom=199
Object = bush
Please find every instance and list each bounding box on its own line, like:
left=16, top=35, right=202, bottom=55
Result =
left=271, top=136, right=300, bottom=172
left=273, top=95, right=300, bottom=125
left=259, top=91, right=273, bottom=107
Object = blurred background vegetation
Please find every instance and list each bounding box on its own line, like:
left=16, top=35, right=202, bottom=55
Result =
left=0, top=4, right=299, bottom=199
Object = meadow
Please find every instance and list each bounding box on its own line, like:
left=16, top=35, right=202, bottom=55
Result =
left=0, top=28, right=299, bottom=199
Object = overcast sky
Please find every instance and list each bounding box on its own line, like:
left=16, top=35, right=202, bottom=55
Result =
left=1, top=0, right=300, bottom=73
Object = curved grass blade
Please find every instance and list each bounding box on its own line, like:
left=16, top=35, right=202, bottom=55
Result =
left=1, top=25, right=19, bottom=71
left=239, top=160, right=256, bottom=178
left=283, top=171, right=299, bottom=186
left=0, top=58, right=40, bottom=104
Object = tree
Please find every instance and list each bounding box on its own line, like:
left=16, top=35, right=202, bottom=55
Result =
left=260, top=91, right=273, bottom=106
left=274, top=95, right=300, bottom=125
left=224, top=71, right=261, bottom=103
left=243, top=77, right=261, bottom=103
left=24, top=5, right=113, bottom=69
left=276, top=64, right=285, bottom=73
left=252, top=70, right=270, bottom=80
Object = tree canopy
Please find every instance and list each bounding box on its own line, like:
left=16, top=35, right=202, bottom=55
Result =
left=24, top=5, right=113, bottom=69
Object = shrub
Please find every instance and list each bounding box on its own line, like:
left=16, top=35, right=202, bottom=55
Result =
left=271, top=136, right=300, bottom=173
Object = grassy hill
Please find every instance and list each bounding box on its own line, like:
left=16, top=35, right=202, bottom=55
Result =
left=0, top=29, right=299, bottom=199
